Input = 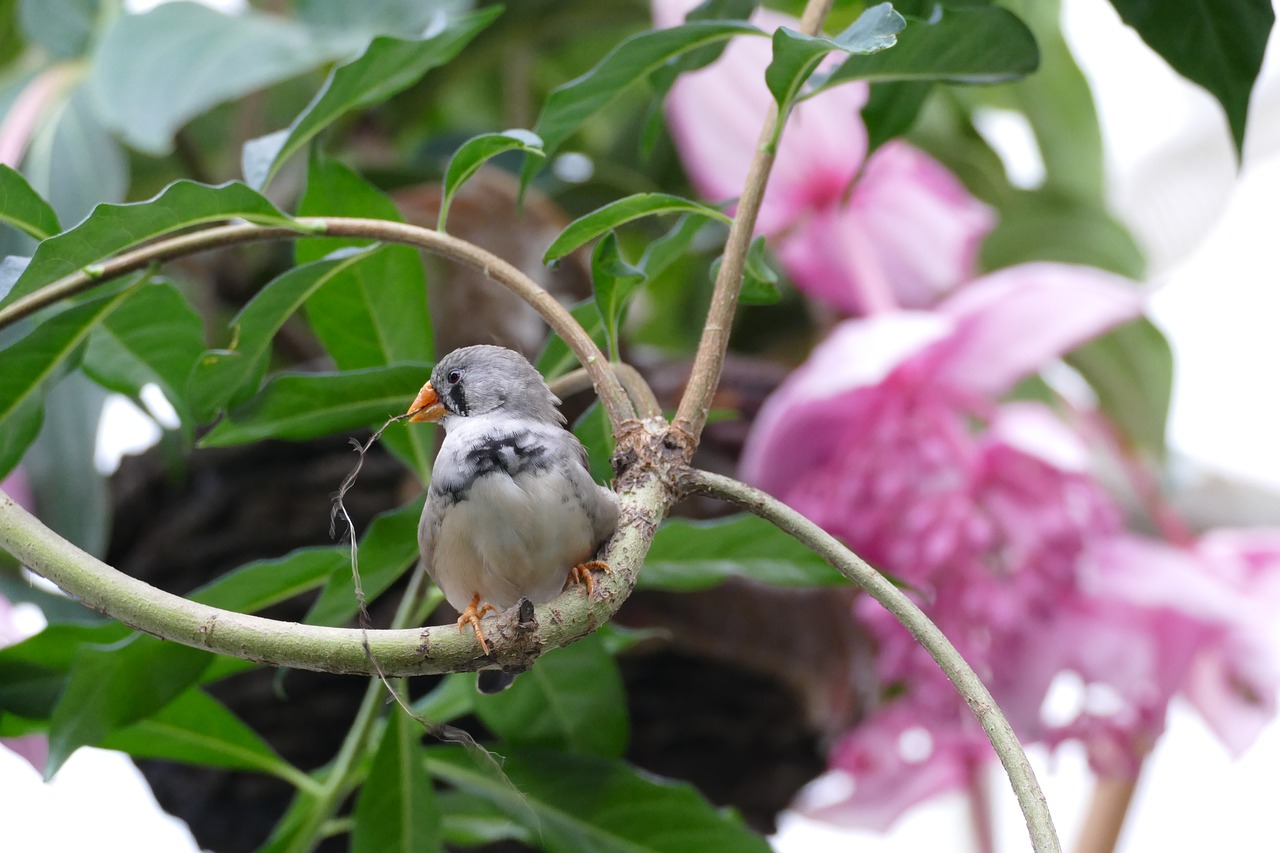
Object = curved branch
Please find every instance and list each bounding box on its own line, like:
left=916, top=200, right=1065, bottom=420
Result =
left=0, top=474, right=666, bottom=675
left=0, top=217, right=635, bottom=427
left=681, top=469, right=1061, bottom=853
left=671, top=0, right=835, bottom=448
left=550, top=363, right=663, bottom=420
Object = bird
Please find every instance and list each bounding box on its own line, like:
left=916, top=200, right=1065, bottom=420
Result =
left=406, top=345, right=619, bottom=692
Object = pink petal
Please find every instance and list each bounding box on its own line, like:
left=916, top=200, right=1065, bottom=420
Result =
left=930, top=262, right=1143, bottom=398
left=657, top=1, right=867, bottom=235
left=2, top=735, right=48, bottom=774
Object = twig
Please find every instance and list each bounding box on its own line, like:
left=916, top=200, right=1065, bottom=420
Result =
left=671, top=0, right=835, bottom=449
left=680, top=468, right=1061, bottom=853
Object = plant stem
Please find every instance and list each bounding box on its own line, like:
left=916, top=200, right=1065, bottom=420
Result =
left=682, top=468, right=1062, bottom=853
left=0, top=217, right=635, bottom=428
left=671, top=0, right=834, bottom=449
left=1074, top=773, right=1141, bottom=853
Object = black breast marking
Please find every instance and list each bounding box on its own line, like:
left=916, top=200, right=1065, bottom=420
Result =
left=465, top=434, right=548, bottom=478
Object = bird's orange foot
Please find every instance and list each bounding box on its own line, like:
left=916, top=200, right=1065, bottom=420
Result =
left=456, top=594, right=498, bottom=655
left=566, top=560, right=612, bottom=598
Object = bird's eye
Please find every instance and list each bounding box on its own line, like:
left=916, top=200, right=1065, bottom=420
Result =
left=447, top=369, right=462, bottom=384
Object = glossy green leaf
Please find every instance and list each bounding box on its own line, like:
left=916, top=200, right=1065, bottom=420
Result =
left=572, top=402, right=615, bottom=487
left=0, top=287, right=134, bottom=480
left=1107, top=0, right=1273, bottom=155
left=765, top=4, right=903, bottom=142
left=735, top=235, right=781, bottom=305
left=242, top=7, right=501, bottom=189
left=862, top=80, right=933, bottom=151
left=102, top=686, right=300, bottom=781
left=83, top=281, right=205, bottom=430
left=591, top=232, right=646, bottom=361
left=411, top=673, right=475, bottom=725
left=199, top=364, right=431, bottom=447
left=428, top=745, right=772, bottom=853
left=190, top=546, right=348, bottom=613
left=0, top=181, right=298, bottom=310
left=535, top=299, right=608, bottom=381
left=305, top=496, right=424, bottom=626
left=639, top=514, right=844, bottom=591
left=529, top=20, right=762, bottom=176
left=544, top=193, right=730, bottom=264
left=189, top=247, right=382, bottom=422
left=296, top=157, right=435, bottom=478
left=0, top=623, right=129, bottom=720
left=352, top=710, right=442, bottom=853
left=815, top=5, right=1039, bottom=88
left=46, top=636, right=213, bottom=778
left=18, top=0, right=94, bottom=59
left=438, top=790, right=535, bottom=847
left=1066, top=317, right=1172, bottom=457
left=0, top=164, right=60, bottom=240
left=474, top=633, right=627, bottom=758
left=90, top=3, right=340, bottom=155
left=438, top=129, right=544, bottom=231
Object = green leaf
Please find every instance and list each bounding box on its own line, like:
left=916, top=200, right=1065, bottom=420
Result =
left=439, top=790, right=534, bottom=847
left=90, top=3, right=339, bottom=155
left=83, top=280, right=206, bottom=431
left=46, top=636, right=213, bottom=777
left=1066, top=317, right=1171, bottom=457
left=572, top=402, right=615, bottom=487
left=296, top=157, right=435, bottom=478
left=243, top=7, right=502, bottom=189
left=190, top=547, right=348, bottom=613
left=980, top=190, right=1145, bottom=279
left=0, top=164, right=60, bottom=240
left=20, top=83, right=129, bottom=230
left=0, top=181, right=299, bottom=310
left=352, top=709, right=442, bottom=853
left=428, top=746, right=772, bottom=853
left=738, top=235, right=780, bottom=305
left=189, top=247, right=382, bottom=422
left=200, top=364, right=431, bottom=447
left=18, top=0, right=95, bottom=59
left=591, top=232, right=646, bottom=361
left=438, top=129, right=545, bottom=231
left=305, top=496, right=424, bottom=626
left=862, top=80, right=933, bottom=151
left=545, top=193, right=731, bottom=264
left=639, top=514, right=844, bottom=591
left=411, top=673, right=475, bottom=726
left=535, top=299, right=608, bottom=381
left=0, top=623, right=129, bottom=720
left=101, top=686, right=301, bottom=782
left=0, top=287, right=134, bottom=480
left=765, top=5, right=904, bottom=142
left=529, top=20, right=762, bottom=174
left=1107, top=0, right=1273, bottom=156
left=474, top=633, right=627, bottom=757
left=815, top=5, right=1039, bottom=88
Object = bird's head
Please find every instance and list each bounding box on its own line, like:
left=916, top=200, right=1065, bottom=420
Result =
left=407, top=345, right=563, bottom=425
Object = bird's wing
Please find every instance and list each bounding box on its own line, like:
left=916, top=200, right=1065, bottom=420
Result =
left=417, top=491, right=445, bottom=584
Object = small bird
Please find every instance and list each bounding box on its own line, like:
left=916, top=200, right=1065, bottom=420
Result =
left=407, top=345, right=619, bottom=692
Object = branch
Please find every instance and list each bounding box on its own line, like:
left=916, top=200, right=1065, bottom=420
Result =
left=550, top=363, right=663, bottom=420
left=0, top=217, right=636, bottom=428
left=0, top=472, right=668, bottom=675
left=681, top=468, right=1062, bottom=853
left=671, top=0, right=835, bottom=449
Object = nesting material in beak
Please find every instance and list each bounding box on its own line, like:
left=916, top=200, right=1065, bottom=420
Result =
left=407, top=382, right=446, bottom=422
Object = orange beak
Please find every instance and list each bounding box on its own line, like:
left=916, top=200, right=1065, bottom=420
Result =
left=407, top=382, right=446, bottom=422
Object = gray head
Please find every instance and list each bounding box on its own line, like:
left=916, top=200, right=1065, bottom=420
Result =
left=407, top=345, right=563, bottom=426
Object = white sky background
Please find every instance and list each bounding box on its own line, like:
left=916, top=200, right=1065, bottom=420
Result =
left=2, top=0, right=1280, bottom=851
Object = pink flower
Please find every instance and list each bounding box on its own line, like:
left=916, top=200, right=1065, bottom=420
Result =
left=654, top=0, right=993, bottom=313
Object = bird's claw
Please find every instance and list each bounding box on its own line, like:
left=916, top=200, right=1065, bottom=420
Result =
left=566, top=559, right=612, bottom=598
left=457, top=594, right=498, bottom=655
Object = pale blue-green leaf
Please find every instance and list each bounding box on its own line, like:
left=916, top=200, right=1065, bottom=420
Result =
left=544, top=193, right=730, bottom=264
left=18, top=0, right=95, bottom=59
left=244, top=7, right=501, bottom=189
